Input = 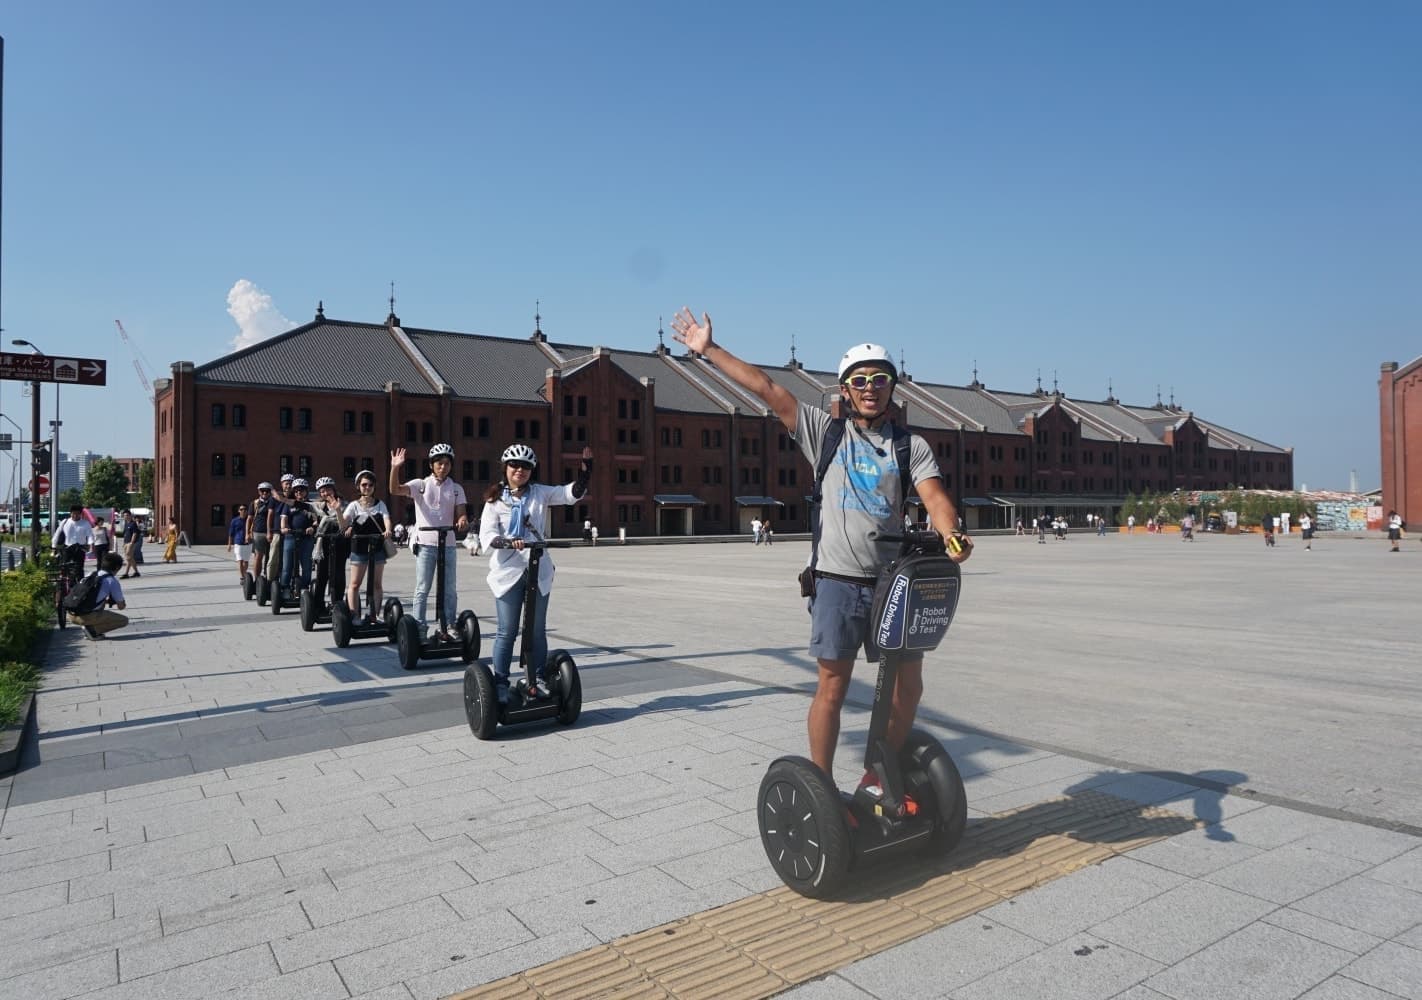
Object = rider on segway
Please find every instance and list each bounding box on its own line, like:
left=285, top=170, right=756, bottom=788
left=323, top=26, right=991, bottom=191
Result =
left=671, top=311, right=973, bottom=792
left=479, top=444, right=593, bottom=703
left=389, top=443, right=467, bottom=641
left=311, top=476, right=348, bottom=612
left=277, top=478, right=317, bottom=603
left=341, top=469, right=393, bottom=624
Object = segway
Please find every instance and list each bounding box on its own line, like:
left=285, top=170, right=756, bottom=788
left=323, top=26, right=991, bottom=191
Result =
left=758, top=528, right=968, bottom=898
left=269, top=538, right=303, bottom=616
left=241, top=569, right=255, bottom=601
left=298, top=533, right=341, bottom=632
left=332, top=537, right=401, bottom=648
left=257, top=535, right=281, bottom=606
left=463, top=540, right=581, bottom=740
left=391, top=526, right=480, bottom=670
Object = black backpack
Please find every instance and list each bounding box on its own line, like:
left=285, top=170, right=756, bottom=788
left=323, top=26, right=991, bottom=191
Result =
left=63, top=572, right=104, bottom=614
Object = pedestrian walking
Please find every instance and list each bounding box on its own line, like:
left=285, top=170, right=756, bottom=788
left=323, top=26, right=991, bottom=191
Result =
left=1300, top=512, right=1313, bottom=551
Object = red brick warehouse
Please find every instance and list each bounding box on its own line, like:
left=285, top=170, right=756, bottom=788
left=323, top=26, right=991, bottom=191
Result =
left=1379, top=356, right=1422, bottom=526
left=154, top=304, right=1294, bottom=544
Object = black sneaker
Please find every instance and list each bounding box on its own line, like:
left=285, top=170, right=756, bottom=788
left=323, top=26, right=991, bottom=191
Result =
left=84, top=626, right=99, bottom=639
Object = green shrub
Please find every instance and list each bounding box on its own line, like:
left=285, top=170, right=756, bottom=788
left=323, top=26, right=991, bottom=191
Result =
left=0, top=659, right=40, bottom=729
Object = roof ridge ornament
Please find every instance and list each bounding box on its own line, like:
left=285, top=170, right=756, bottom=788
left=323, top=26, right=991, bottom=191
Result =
left=385, top=282, right=400, bottom=327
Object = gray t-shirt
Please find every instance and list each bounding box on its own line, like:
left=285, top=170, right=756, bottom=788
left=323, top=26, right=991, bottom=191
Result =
left=796, top=402, right=941, bottom=579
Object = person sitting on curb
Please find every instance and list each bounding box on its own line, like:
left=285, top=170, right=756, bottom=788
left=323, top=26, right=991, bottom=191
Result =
left=70, top=552, right=129, bottom=640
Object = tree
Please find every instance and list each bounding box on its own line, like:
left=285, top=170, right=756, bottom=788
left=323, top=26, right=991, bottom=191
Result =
left=83, top=457, right=133, bottom=510
left=137, top=460, right=155, bottom=507
left=57, top=486, right=84, bottom=512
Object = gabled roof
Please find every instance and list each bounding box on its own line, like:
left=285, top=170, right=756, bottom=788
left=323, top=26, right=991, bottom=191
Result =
left=195, top=320, right=438, bottom=394
left=914, top=384, right=1022, bottom=434
left=406, top=328, right=550, bottom=402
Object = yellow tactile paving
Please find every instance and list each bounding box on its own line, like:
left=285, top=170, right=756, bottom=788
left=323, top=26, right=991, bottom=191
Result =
left=447, top=789, right=1198, bottom=1000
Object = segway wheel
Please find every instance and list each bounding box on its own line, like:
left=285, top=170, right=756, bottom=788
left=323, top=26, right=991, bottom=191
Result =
left=242, top=574, right=254, bottom=601
left=271, top=587, right=284, bottom=615
left=256, top=576, right=270, bottom=606
left=299, top=590, right=317, bottom=632
left=758, top=757, right=851, bottom=899
left=383, top=598, right=403, bottom=643
left=457, top=610, right=481, bottom=664
left=549, top=651, right=581, bottom=726
left=57, top=601, right=67, bottom=630
left=463, top=663, right=498, bottom=740
left=901, top=729, right=968, bottom=853
left=331, top=600, right=352, bottom=648
left=396, top=614, right=422, bottom=670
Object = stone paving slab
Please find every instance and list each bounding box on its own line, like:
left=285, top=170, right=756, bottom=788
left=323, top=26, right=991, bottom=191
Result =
left=1, top=542, right=1419, bottom=999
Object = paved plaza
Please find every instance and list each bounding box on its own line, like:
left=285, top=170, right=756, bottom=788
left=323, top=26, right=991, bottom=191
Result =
left=1, top=531, right=1419, bottom=999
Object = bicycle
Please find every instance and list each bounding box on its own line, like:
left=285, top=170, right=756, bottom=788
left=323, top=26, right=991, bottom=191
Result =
left=52, top=544, right=88, bottom=629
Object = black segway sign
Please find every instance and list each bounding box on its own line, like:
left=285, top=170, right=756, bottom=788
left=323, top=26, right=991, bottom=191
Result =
left=875, top=568, right=960, bottom=653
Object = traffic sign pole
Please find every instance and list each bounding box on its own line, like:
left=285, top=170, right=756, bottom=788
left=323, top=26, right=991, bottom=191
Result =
left=31, top=377, right=41, bottom=558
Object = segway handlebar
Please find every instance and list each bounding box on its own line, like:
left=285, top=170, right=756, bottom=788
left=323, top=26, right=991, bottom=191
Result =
left=489, top=538, right=574, bottom=551
left=869, top=527, right=965, bottom=556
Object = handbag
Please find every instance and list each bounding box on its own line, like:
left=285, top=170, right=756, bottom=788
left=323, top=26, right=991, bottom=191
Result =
left=383, top=536, right=398, bottom=558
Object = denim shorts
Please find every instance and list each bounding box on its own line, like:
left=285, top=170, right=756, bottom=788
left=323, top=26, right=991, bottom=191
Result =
left=348, top=549, right=387, bottom=565
left=808, top=576, right=880, bottom=663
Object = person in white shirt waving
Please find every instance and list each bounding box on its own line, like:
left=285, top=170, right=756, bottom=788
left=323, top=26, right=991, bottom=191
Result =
left=390, top=443, right=468, bottom=640
left=479, top=444, right=592, bottom=702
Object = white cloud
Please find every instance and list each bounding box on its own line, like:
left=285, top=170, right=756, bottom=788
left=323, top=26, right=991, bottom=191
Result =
left=227, top=279, right=296, bottom=351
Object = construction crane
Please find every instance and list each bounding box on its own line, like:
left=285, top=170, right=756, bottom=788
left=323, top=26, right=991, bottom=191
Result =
left=115, top=320, right=156, bottom=403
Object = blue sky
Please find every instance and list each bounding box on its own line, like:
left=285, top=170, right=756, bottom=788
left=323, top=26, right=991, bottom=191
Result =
left=1, top=1, right=1417, bottom=490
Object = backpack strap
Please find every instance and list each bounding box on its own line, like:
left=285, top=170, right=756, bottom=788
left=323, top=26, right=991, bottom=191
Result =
left=807, top=418, right=848, bottom=577
left=891, top=422, right=914, bottom=512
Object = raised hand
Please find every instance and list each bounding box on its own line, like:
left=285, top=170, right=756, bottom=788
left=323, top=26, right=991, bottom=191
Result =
left=671, top=307, right=713, bottom=355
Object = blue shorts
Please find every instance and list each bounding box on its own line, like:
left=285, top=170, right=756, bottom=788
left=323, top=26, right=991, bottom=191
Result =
left=348, top=549, right=387, bottom=565
left=808, top=576, right=882, bottom=663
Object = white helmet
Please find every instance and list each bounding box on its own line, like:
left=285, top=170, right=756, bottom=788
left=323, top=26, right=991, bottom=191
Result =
left=291, top=478, right=310, bottom=490
left=501, top=443, right=538, bottom=467
left=428, top=443, right=454, bottom=461
left=257, top=481, right=274, bottom=491
left=354, top=469, right=376, bottom=485
left=280, top=473, right=295, bottom=483
left=837, top=343, right=897, bottom=382
left=314, top=476, right=335, bottom=491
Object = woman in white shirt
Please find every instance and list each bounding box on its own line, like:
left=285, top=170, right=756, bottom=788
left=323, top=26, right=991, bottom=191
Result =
left=1388, top=510, right=1403, bottom=552
left=479, top=444, right=592, bottom=700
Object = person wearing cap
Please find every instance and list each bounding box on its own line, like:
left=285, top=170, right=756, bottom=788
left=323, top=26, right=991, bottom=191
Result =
left=278, top=478, right=318, bottom=597
left=672, top=307, right=972, bottom=788
left=342, top=469, right=393, bottom=623
left=52, top=503, right=94, bottom=583
left=227, top=503, right=251, bottom=584
left=390, top=443, right=467, bottom=640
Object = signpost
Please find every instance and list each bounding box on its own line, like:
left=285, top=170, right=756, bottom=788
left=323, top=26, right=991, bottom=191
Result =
left=2, top=351, right=110, bottom=555
left=0, top=352, right=107, bottom=386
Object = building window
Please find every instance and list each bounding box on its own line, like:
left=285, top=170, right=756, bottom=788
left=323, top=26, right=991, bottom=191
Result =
left=298, top=408, right=313, bottom=432
left=299, top=456, right=312, bottom=477
left=279, top=407, right=293, bottom=431
left=406, top=421, right=417, bottom=442
left=211, top=504, right=225, bottom=528
left=361, top=411, right=374, bottom=433
left=462, top=416, right=474, bottom=437
left=422, top=422, right=434, bottom=443
left=618, top=504, right=628, bottom=523
left=478, top=417, right=490, bottom=437
left=343, top=457, right=357, bottom=480
left=361, top=457, right=373, bottom=474
left=631, top=505, right=641, bottom=523
left=563, top=396, right=573, bottom=416
left=630, top=429, right=639, bottom=444
left=211, top=404, right=225, bottom=427
left=403, top=459, right=417, bottom=480
left=631, top=400, right=640, bottom=420
left=577, top=396, right=588, bottom=417
left=619, top=400, right=628, bottom=419
left=211, top=453, right=225, bottom=477
left=232, top=404, right=246, bottom=428
left=530, top=420, right=540, bottom=440
left=280, top=455, right=293, bottom=475
left=515, top=419, right=526, bottom=438
left=232, top=454, right=246, bottom=479
left=478, top=460, right=490, bottom=480
left=462, top=460, right=474, bottom=481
